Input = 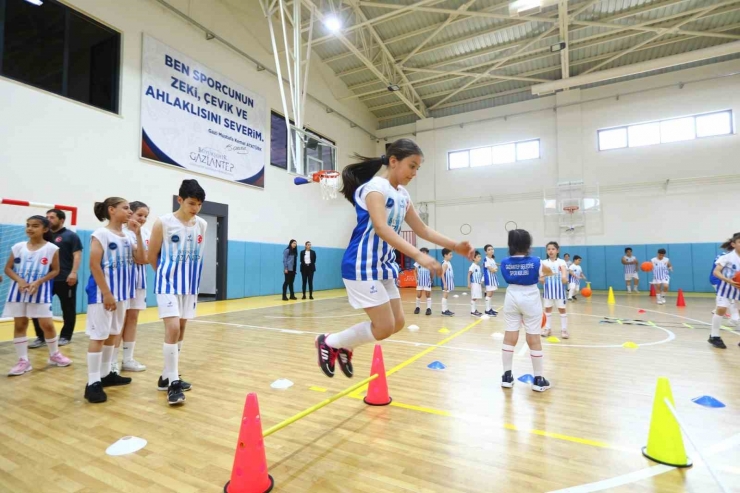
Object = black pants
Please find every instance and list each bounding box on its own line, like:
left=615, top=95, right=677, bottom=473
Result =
left=33, top=281, right=77, bottom=341
left=302, top=271, right=314, bottom=296
left=283, top=271, right=296, bottom=298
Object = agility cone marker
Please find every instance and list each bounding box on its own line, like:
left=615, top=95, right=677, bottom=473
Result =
left=607, top=287, right=616, bottom=305
left=642, top=377, right=692, bottom=468
left=224, top=393, right=274, bottom=493
left=364, top=344, right=392, bottom=406
left=650, top=284, right=657, bottom=297
left=676, top=289, right=686, bottom=307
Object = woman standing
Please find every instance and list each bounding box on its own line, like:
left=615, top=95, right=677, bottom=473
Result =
left=283, top=239, right=298, bottom=301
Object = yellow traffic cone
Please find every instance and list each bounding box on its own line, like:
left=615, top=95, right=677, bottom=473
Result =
left=642, top=377, right=692, bottom=467
left=607, top=287, right=616, bottom=305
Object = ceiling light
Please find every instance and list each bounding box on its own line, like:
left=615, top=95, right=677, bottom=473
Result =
left=324, top=15, right=341, bottom=33
left=550, top=42, right=566, bottom=52
left=24, top=0, right=43, bottom=4
left=387, top=84, right=400, bottom=92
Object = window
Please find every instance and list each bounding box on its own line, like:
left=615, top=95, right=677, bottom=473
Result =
left=0, top=0, right=121, bottom=113
left=597, top=110, right=734, bottom=151
left=447, top=139, right=540, bottom=170
left=270, top=110, right=336, bottom=174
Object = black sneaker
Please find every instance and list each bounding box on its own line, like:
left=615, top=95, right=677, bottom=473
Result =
left=315, top=334, right=337, bottom=378
left=309, top=295, right=314, bottom=300
left=168, top=380, right=186, bottom=405
left=442, top=310, right=454, bottom=316
left=532, top=376, right=551, bottom=392
left=157, top=376, right=192, bottom=391
left=414, top=307, right=420, bottom=314
left=85, top=382, right=107, bottom=403
left=101, top=371, right=132, bottom=387
left=289, top=296, right=298, bottom=300
left=337, top=349, right=354, bottom=378
left=501, top=371, right=514, bottom=388
left=709, top=336, right=727, bottom=349
left=471, top=310, right=483, bottom=317
left=491, top=310, right=498, bottom=316
left=425, top=308, right=432, bottom=316
left=573, top=296, right=578, bottom=301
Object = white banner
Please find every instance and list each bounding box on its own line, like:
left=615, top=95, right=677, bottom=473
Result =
left=140, top=34, right=267, bottom=188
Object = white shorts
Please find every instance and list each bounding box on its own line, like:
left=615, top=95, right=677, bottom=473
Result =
left=416, top=285, right=432, bottom=292
left=86, top=301, right=127, bottom=340
left=625, top=273, right=639, bottom=281
left=2, top=302, right=53, bottom=319
left=470, top=284, right=483, bottom=299
left=544, top=298, right=566, bottom=309
left=504, top=286, right=543, bottom=335
left=156, top=294, right=198, bottom=319
left=344, top=279, right=400, bottom=309
left=485, top=285, right=498, bottom=293
left=717, top=296, right=740, bottom=308
left=128, top=289, right=147, bottom=311
left=651, top=279, right=669, bottom=286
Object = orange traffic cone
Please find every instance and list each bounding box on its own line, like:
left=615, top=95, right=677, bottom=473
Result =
left=676, top=289, right=686, bottom=307
left=364, top=344, right=392, bottom=406
left=650, top=284, right=657, bottom=297
left=224, top=393, right=274, bottom=493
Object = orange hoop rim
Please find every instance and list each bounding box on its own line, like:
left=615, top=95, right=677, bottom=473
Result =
left=563, top=205, right=579, bottom=214
left=312, top=170, right=340, bottom=183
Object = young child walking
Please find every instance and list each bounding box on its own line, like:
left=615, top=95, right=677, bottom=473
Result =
left=541, top=241, right=569, bottom=338
left=622, top=247, right=640, bottom=293
left=500, top=229, right=553, bottom=392
left=4, top=215, right=73, bottom=376
left=483, top=244, right=499, bottom=316
left=414, top=247, right=433, bottom=315
left=315, top=139, right=474, bottom=379
left=468, top=251, right=484, bottom=317
left=708, top=233, right=740, bottom=349
left=651, top=249, right=672, bottom=305
left=568, top=255, right=587, bottom=301
left=441, top=248, right=455, bottom=316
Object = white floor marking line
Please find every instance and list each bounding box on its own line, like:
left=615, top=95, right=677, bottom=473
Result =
left=265, top=313, right=366, bottom=320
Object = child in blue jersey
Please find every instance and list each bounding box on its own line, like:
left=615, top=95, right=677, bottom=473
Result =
left=651, top=249, right=672, bottom=304
left=414, top=247, right=433, bottom=316
left=483, top=245, right=498, bottom=317
left=441, top=248, right=455, bottom=316
left=316, top=139, right=474, bottom=379
left=567, top=256, right=587, bottom=301
left=115, top=201, right=150, bottom=373
left=622, top=247, right=639, bottom=293
left=149, top=179, right=207, bottom=405
left=84, top=198, right=145, bottom=403
left=468, top=251, right=484, bottom=317
left=708, top=233, right=740, bottom=349
left=3, top=215, right=72, bottom=376
left=500, top=229, right=553, bottom=392
left=541, top=241, right=569, bottom=339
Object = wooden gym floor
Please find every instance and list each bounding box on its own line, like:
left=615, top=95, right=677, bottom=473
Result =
left=1, top=288, right=739, bottom=493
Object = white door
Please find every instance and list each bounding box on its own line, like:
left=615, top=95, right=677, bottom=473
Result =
left=200, top=213, right=218, bottom=296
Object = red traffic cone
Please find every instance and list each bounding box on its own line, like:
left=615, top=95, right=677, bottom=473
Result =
left=650, top=284, right=657, bottom=297
left=638, top=309, right=646, bottom=314
left=364, top=344, right=392, bottom=406
left=676, top=289, right=686, bottom=308
left=224, top=393, right=274, bottom=493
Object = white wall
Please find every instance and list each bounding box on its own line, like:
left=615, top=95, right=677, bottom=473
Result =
left=376, top=59, right=740, bottom=248
left=0, top=0, right=377, bottom=247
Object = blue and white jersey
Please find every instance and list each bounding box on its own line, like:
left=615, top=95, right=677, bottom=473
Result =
left=154, top=213, right=207, bottom=295
left=341, top=177, right=411, bottom=281
left=414, top=262, right=432, bottom=288
left=86, top=228, right=135, bottom=303
left=715, top=251, right=740, bottom=300
left=651, top=257, right=670, bottom=283
left=569, top=264, right=583, bottom=284
left=5, top=242, right=59, bottom=304
left=542, top=258, right=567, bottom=299
left=125, top=226, right=150, bottom=290
left=469, top=263, right=483, bottom=284
left=710, top=252, right=724, bottom=287
left=442, top=260, right=454, bottom=291
left=624, top=256, right=637, bottom=275
left=501, top=256, right=543, bottom=286
left=484, top=257, right=498, bottom=288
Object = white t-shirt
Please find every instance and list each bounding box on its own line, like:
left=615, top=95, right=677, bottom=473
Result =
left=304, top=250, right=311, bottom=265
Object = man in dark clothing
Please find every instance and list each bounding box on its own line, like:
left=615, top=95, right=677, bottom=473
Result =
left=29, top=209, right=83, bottom=348
left=300, top=241, right=317, bottom=300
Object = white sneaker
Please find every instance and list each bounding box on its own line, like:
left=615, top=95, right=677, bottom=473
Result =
left=634, top=289, right=639, bottom=293
left=726, top=319, right=739, bottom=328
left=122, top=359, right=147, bottom=372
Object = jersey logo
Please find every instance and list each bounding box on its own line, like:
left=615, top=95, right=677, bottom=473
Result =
left=197, top=235, right=203, bottom=244
left=55, top=237, right=62, bottom=243
left=370, top=284, right=378, bottom=294
left=40, top=257, right=49, bottom=265
left=385, top=198, right=394, bottom=208
left=171, top=234, right=180, bottom=243
left=109, top=243, right=118, bottom=251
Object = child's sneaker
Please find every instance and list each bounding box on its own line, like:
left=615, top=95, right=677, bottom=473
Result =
left=315, top=334, right=338, bottom=377
left=48, top=352, right=72, bottom=367
left=8, top=358, right=32, bottom=376
left=425, top=308, right=432, bottom=316
left=414, top=307, right=420, bottom=314
left=84, top=382, right=107, bottom=403
left=541, top=328, right=551, bottom=337
left=708, top=336, right=727, bottom=349
left=501, top=370, right=514, bottom=388
left=122, top=359, right=147, bottom=372
left=337, top=348, right=353, bottom=378
left=532, top=376, right=551, bottom=392
left=442, top=310, right=454, bottom=316
left=561, top=330, right=569, bottom=339
left=471, top=310, right=482, bottom=317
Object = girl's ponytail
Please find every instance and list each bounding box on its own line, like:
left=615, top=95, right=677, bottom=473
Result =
left=720, top=232, right=740, bottom=251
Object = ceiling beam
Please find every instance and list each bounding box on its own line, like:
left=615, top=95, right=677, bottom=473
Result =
left=357, top=2, right=559, bottom=24
left=559, top=0, right=570, bottom=79
left=402, top=66, right=550, bottom=82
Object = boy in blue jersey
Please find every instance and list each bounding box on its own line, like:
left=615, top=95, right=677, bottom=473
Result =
left=414, top=247, right=433, bottom=316
left=441, top=248, right=455, bottom=316
left=483, top=245, right=499, bottom=317
left=709, top=233, right=740, bottom=349
left=148, top=180, right=207, bottom=405
left=468, top=251, right=484, bottom=317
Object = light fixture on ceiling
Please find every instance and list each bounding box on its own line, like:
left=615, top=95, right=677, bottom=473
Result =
left=509, top=0, right=541, bottom=17
left=387, top=84, right=400, bottom=92
left=550, top=42, right=566, bottom=53
left=323, top=15, right=341, bottom=33
left=23, top=0, right=43, bottom=5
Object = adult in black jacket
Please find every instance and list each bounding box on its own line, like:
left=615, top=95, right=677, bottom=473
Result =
left=300, top=241, right=316, bottom=300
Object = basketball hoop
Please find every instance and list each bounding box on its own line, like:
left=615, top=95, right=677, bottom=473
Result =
left=563, top=205, right=579, bottom=214
left=313, top=170, right=340, bottom=200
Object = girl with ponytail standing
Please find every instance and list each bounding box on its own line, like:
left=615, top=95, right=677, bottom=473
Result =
left=315, top=139, right=475, bottom=378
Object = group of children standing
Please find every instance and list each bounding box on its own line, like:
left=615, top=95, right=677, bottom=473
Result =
left=4, top=179, right=208, bottom=407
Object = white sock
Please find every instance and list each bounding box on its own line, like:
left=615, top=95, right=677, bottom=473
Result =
left=14, top=337, right=28, bottom=361
left=569, top=285, right=577, bottom=298
left=485, top=297, right=491, bottom=311
left=545, top=312, right=552, bottom=329
left=325, top=321, right=375, bottom=350
left=560, top=313, right=568, bottom=330
left=177, top=341, right=183, bottom=353
left=163, top=343, right=179, bottom=382
left=112, top=346, right=120, bottom=366
left=442, top=298, right=448, bottom=312
left=123, top=341, right=135, bottom=362
left=426, top=298, right=432, bottom=310
left=530, top=350, right=544, bottom=377
left=627, top=286, right=632, bottom=292
left=712, top=314, right=723, bottom=338
left=101, top=345, right=114, bottom=377
left=471, top=300, right=476, bottom=312
left=87, top=352, right=102, bottom=385
left=502, top=344, right=514, bottom=372
left=415, top=298, right=420, bottom=308
left=46, top=336, right=59, bottom=357
left=730, top=304, right=739, bottom=321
